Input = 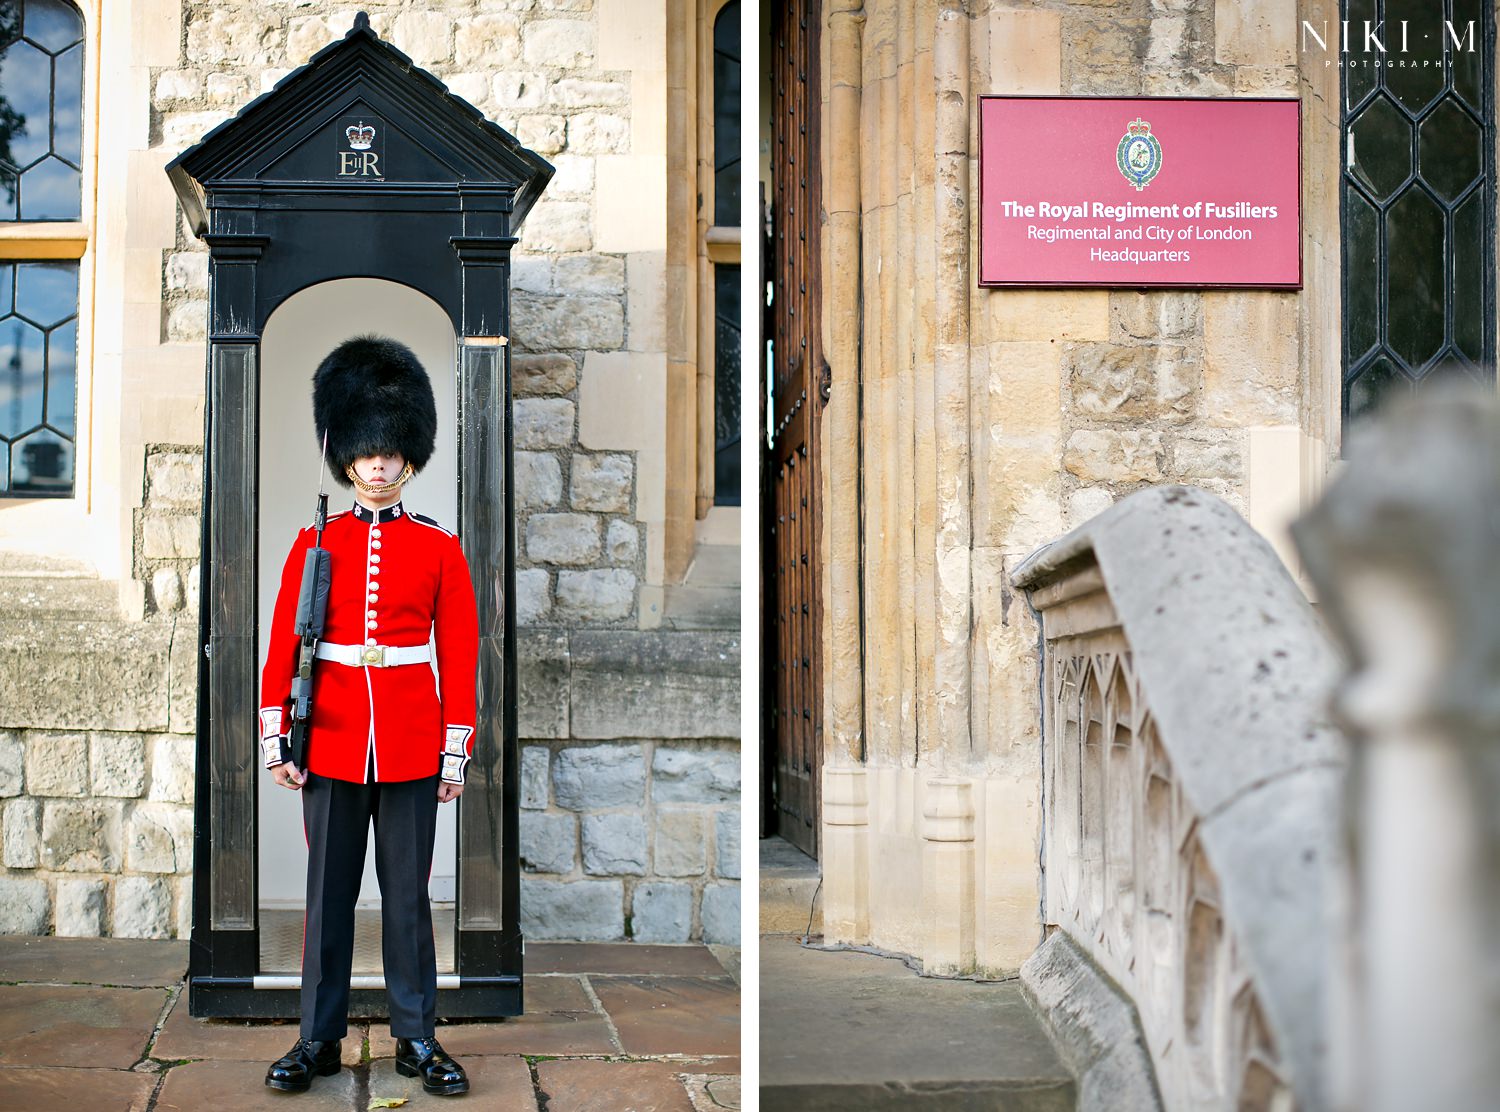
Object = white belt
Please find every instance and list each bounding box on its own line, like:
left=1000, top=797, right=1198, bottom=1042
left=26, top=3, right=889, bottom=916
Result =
left=315, top=641, right=432, bottom=668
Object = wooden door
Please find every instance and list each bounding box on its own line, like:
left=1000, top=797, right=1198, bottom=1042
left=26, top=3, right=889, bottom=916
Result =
left=764, top=0, right=823, bottom=859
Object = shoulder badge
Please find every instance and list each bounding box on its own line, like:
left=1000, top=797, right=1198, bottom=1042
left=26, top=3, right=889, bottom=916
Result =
left=1116, top=117, right=1162, bottom=192
left=410, top=511, right=454, bottom=537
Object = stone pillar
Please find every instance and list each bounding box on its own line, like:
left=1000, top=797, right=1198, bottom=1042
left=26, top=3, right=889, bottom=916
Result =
left=821, top=766, right=870, bottom=942
left=1293, top=391, right=1500, bottom=1112
left=921, top=777, right=975, bottom=975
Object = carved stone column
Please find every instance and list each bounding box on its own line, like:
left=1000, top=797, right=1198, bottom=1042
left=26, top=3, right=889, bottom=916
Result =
left=822, top=766, right=870, bottom=942
left=1294, top=390, right=1500, bottom=1112
left=922, top=777, right=975, bottom=975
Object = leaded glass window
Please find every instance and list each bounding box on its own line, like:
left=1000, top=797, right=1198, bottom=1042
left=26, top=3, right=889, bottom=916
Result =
left=712, top=0, right=740, bottom=505
left=1341, top=0, right=1495, bottom=426
left=0, top=0, right=84, bottom=497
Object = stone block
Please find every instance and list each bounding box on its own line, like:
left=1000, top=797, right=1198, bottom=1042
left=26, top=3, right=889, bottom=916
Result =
left=549, top=154, right=594, bottom=195
left=3, top=797, right=39, bottom=868
left=1068, top=16, right=1150, bottom=69
left=520, top=811, right=577, bottom=875
left=988, top=9, right=1061, bottom=93
left=25, top=732, right=88, bottom=797
left=151, top=568, right=183, bottom=612
left=148, top=735, right=195, bottom=804
left=165, top=299, right=207, bottom=342
left=555, top=570, right=636, bottom=624
left=517, top=452, right=564, bottom=509
left=114, top=876, right=173, bottom=939
left=700, top=884, right=741, bottom=945
left=1203, top=292, right=1299, bottom=425
left=1172, top=430, right=1243, bottom=482
left=582, top=813, right=647, bottom=875
left=653, top=809, right=706, bottom=877
left=605, top=521, right=639, bottom=565
left=142, top=515, right=200, bottom=560
left=631, top=881, right=692, bottom=943
left=513, top=354, right=578, bottom=397
left=0, top=732, right=22, bottom=796
left=521, top=746, right=550, bottom=809
left=165, top=253, right=208, bottom=294
left=1110, top=291, right=1200, bottom=340
left=1068, top=344, right=1197, bottom=424
left=392, top=10, right=453, bottom=65
left=184, top=566, right=201, bottom=614
left=1063, top=430, right=1165, bottom=483
left=155, top=69, right=201, bottom=101
left=989, top=289, right=1108, bottom=342
left=527, top=513, right=602, bottom=566
left=146, top=452, right=201, bottom=507
left=126, top=803, right=193, bottom=873
left=552, top=744, right=646, bottom=810
left=550, top=78, right=629, bottom=107
left=42, top=800, right=122, bottom=872
left=519, top=629, right=569, bottom=738
left=652, top=747, right=740, bottom=804
left=493, top=71, right=548, bottom=110
left=285, top=16, right=334, bottom=65
left=514, top=398, right=576, bottom=450
left=523, top=201, right=592, bottom=255
left=517, top=569, right=553, bottom=627
left=185, top=8, right=278, bottom=65
left=524, top=19, right=596, bottom=68
left=567, top=113, right=630, bottom=155
left=168, top=619, right=198, bottom=734
left=513, top=292, right=626, bottom=352
left=517, top=114, right=566, bottom=156
left=520, top=877, right=623, bottom=940
left=715, top=810, right=741, bottom=879
left=556, top=254, right=626, bottom=296
left=1065, top=487, right=1116, bottom=530
left=54, top=878, right=105, bottom=937
left=570, top=454, right=632, bottom=512
left=204, top=72, right=250, bottom=103
left=0, top=621, right=172, bottom=733
left=0, top=876, right=48, bottom=933
left=569, top=632, right=739, bottom=739
left=1216, top=0, right=1295, bottom=66
left=511, top=256, right=553, bottom=295
left=90, top=733, right=147, bottom=798
left=454, top=13, right=521, bottom=67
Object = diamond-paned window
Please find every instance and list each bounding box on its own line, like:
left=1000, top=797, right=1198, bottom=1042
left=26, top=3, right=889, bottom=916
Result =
left=712, top=0, right=740, bottom=505
left=0, top=0, right=84, bottom=497
left=1341, top=0, right=1495, bottom=426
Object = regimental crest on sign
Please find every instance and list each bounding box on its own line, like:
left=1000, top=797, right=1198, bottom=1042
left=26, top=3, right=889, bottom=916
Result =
left=1116, top=117, right=1162, bottom=191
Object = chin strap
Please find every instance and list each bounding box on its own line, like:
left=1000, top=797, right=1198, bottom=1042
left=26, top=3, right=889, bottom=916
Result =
left=345, top=461, right=414, bottom=496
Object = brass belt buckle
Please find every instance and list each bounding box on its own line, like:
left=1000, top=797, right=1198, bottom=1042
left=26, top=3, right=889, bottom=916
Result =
left=362, top=644, right=386, bottom=667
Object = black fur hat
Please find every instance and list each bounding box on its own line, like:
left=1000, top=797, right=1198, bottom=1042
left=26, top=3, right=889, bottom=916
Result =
left=312, top=334, right=437, bottom=487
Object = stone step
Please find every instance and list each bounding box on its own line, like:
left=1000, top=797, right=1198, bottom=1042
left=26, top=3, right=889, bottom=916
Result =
left=0, top=575, right=120, bottom=620
left=662, top=583, right=740, bottom=630
left=760, top=835, right=822, bottom=936
left=760, top=937, right=1077, bottom=1111
left=683, top=543, right=740, bottom=588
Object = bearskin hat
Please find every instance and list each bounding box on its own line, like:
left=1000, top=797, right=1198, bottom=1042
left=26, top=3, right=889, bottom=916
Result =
left=312, top=334, right=437, bottom=488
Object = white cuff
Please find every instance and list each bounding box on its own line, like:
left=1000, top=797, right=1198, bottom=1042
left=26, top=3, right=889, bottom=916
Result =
left=260, top=709, right=291, bottom=767
left=441, top=726, right=473, bottom=784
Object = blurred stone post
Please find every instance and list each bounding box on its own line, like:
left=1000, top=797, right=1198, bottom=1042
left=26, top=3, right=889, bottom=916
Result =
left=1294, top=389, right=1500, bottom=1112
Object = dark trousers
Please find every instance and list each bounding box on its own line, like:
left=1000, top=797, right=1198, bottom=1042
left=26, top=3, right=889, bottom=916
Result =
left=300, top=762, right=440, bottom=1041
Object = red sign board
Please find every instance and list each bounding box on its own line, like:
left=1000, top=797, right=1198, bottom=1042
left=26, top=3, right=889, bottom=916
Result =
left=978, top=96, right=1301, bottom=288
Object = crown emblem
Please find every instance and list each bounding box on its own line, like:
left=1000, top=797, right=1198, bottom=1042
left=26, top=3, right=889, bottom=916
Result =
left=1116, top=118, right=1163, bottom=191
left=345, top=122, right=376, bottom=150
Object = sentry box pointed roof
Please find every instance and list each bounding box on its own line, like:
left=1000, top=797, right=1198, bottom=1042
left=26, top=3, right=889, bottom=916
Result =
left=165, top=11, right=554, bottom=236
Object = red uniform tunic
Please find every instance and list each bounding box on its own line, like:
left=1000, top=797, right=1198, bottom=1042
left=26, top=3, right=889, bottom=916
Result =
left=258, top=500, right=479, bottom=784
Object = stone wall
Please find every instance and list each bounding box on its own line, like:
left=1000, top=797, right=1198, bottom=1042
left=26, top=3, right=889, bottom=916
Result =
left=815, top=0, right=1322, bottom=973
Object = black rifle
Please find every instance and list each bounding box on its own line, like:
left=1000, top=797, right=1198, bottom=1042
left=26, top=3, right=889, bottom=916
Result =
left=287, top=439, right=333, bottom=768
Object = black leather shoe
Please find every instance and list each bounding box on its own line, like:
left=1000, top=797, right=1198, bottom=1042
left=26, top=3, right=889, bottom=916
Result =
left=395, top=1036, right=470, bottom=1095
left=264, top=1037, right=342, bottom=1092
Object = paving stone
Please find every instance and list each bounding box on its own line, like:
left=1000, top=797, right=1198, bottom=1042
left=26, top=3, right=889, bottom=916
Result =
left=552, top=744, right=645, bottom=810
left=582, top=811, right=646, bottom=875
left=537, top=1058, right=695, bottom=1112
left=6, top=1067, right=155, bottom=1112
left=526, top=942, right=727, bottom=977
left=151, top=992, right=300, bottom=1062
left=708, top=1076, right=743, bottom=1108
left=590, top=975, right=740, bottom=1057
left=433, top=975, right=615, bottom=1057
left=154, top=1058, right=358, bottom=1111
left=367, top=1053, right=537, bottom=1107
left=631, top=881, right=693, bottom=943
left=0, top=936, right=186, bottom=986
left=0, top=984, right=167, bottom=1067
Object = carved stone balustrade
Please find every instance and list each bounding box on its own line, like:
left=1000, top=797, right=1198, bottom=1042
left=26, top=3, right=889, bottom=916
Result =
left=1013, top=486, right=1346, bottom=1112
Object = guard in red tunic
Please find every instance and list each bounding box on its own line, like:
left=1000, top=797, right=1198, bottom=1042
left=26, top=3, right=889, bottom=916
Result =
left=259, top=335, right=474, bottom=1096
